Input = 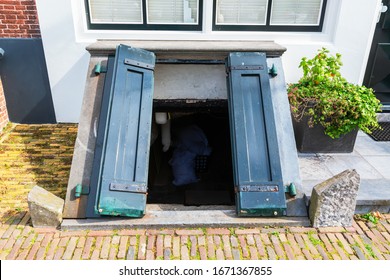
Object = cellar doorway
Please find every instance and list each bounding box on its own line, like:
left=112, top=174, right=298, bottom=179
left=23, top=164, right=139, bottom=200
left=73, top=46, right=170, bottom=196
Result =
left=147, top=105, right=235, bottom=206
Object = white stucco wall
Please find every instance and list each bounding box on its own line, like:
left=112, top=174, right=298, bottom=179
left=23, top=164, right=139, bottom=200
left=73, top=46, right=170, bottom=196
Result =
left=36, top=0, right=382, bottom=123
left=35, top=0, right=90, bottom=123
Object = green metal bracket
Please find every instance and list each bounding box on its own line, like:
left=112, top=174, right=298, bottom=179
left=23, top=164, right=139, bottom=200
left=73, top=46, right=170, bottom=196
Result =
left=285, top=183, right=297, bottom=197
left=74, top=184, right=90, bottom=198
left=94, top=62, right=107, bottom=75
left=268, top=64, right=278, bottom=77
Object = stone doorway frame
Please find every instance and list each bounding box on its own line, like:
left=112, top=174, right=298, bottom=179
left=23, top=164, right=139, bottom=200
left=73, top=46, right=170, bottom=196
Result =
left=63, top=40, right=306, bottom=219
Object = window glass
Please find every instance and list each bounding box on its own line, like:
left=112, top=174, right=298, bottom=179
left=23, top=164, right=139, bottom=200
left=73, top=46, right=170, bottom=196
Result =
left=147, top=0, right=199, bottom=24
left=215, top=0, right=268, bottom=25
left=270, top=0, right=323, bottom=25
left=89, top=0, right=143, bottom=24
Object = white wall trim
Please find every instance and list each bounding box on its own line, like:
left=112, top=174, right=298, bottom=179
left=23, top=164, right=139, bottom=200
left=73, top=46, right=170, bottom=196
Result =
left=71, top=0, right=336, bottom=45
left=36, top=0, right=380, bottom=122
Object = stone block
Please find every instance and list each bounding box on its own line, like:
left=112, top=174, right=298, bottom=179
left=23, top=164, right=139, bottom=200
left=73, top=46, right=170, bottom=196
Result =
left=309, top=169, right=360, bottom=227
left=28, top=186, right=64, bottom=228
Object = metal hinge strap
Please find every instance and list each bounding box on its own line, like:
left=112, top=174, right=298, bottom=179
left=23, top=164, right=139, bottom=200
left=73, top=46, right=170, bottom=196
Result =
left=124, top=58, right=155, bottom=71
left=228, top=65, right=264, bottom=71
left=236, top=185, right=279, bottom=192
left=109, top=183, right=147, bottom=194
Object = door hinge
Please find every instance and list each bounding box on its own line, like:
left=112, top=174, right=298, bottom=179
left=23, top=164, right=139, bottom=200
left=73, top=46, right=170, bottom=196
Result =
left=284, top=183, right=297, bottom=197
left=94, top=62, right=107, bottom=75
left=109, top=183, right=147, bottom=194
left=268, top=64, right=278, bottom=77
left=74, top=184, right=90, bottom=198
left=124, top=58, right=155, bottom=70
left=236, top=184, right=279, bottom=192
left=227, top=65, right=264, bottom=73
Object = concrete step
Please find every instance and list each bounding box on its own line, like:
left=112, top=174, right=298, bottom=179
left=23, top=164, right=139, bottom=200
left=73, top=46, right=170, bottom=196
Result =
left=61, top=205, right=310, bottom=230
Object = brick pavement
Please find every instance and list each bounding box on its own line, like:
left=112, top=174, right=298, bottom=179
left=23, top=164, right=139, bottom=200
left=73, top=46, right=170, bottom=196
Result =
left=1, top=124, right=390, bottom=260
left=0, top=211, right=390, bottom=260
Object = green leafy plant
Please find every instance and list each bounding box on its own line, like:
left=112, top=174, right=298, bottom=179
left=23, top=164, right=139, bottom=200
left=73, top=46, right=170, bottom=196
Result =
left=357, top=211, right=382, bottom=224
left=287, top=48, right=381, bottom=139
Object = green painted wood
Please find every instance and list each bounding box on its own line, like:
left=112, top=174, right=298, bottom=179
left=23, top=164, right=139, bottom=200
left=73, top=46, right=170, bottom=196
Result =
left=94, top=44, right=155, bottom=218
left=226, top=52, right=286, bottom=217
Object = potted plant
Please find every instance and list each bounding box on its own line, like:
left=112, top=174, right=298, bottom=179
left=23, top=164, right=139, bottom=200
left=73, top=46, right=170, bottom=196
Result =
left=287, top=48, right=381, bottom=153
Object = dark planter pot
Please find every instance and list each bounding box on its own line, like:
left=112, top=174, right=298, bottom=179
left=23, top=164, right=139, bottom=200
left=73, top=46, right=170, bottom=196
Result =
left=292, top=116, right=358, bottom=153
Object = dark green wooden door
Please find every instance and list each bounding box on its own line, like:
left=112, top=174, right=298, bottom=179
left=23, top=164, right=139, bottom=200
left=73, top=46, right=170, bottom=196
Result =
left=226, top=52, right=286, bottom=217
left=92, top=44, right=155, bottom=218
left=364, top=0, right=390, bottom=106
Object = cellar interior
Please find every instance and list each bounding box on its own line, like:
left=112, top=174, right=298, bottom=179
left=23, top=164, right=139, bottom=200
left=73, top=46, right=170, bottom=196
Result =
left=147, top=101, right=235, bottom=206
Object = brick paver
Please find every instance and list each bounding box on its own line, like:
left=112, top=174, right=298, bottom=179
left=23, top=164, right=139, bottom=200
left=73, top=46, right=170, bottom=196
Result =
left=117, top=236, right=128, bottom=259
left=1, top=206, right=389, bottom=261
left=1, top=124, right=390, bottom=260
left=189, top=236, right=197, bottom=258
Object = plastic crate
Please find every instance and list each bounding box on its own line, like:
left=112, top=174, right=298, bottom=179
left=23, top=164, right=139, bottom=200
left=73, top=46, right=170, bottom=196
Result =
left=195, top=155, right=209, bottom=173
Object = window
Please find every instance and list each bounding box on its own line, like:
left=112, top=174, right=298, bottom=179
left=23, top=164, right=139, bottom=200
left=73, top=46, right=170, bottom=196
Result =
left=147, top=0, right=199, bottom=24
left=213, top=0, right=327, bottom=31
left=89, top=0, right=143, bottom=24
left=85, top=0, right=327, bottom=32
left=215, top=0, right=268, bottom=25
left=86, top=0, right=202, bottom=30
left=270, top=0, right=324, bottom=25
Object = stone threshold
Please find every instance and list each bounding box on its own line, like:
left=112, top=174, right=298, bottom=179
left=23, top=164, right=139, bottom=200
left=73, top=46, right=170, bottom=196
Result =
left=86, top=40, right=287, bottom=58
left=61, top=204, right=310, bottom=231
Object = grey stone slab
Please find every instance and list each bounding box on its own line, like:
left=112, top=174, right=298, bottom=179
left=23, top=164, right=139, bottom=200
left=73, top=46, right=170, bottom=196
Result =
left=63, top=55, right=107, bottom=218
left=301, top=180, right=323, bottom=197
left=305, top=178, right=390, bottom=201
left=354, top=133, right=390, bottom=156
left=300, top=130, right=390, bottom=214
left=28, top=186, right=64, bottom=228
left=86, top=40, right=287, bottom=58
left=317, top=149, right=362, bottom=157
left=363, top=156, right=390, bottom=179
left=268, top=57, right=305, bottom=217
left=305, top=178, right=390, bottom=214
left=61, top=207, right=310, bottom=231
left=298, top=156, right=334, bottom=181
left=154, top=64, right=227, bottom=100
left=309, top=169, right=360, bottom=227
left=357, top=130, right=367, bottom=137
left=377, top=113, right=390, bottom=122
left=322, top=155, right=383, bottom=179
left=356, top=179, right=390, bottom=200
left=355, top=205, right=390, bottom=214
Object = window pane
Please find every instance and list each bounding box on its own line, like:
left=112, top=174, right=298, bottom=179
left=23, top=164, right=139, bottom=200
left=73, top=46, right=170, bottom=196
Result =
left=216, top=0, right=267, bottom=25
left=271, top=0, right=323, bottom=25
left=89, top=0, right=142, bottom=24
left=147, top=0, right=198, bottom=24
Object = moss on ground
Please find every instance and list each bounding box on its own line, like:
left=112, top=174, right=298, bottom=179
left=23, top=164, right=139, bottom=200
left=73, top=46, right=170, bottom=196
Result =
left=0, top=124, right=77, bottom=222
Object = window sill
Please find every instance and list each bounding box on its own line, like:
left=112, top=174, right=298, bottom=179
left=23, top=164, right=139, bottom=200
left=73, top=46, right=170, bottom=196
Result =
left=86, top=40, right=287, bottom=58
